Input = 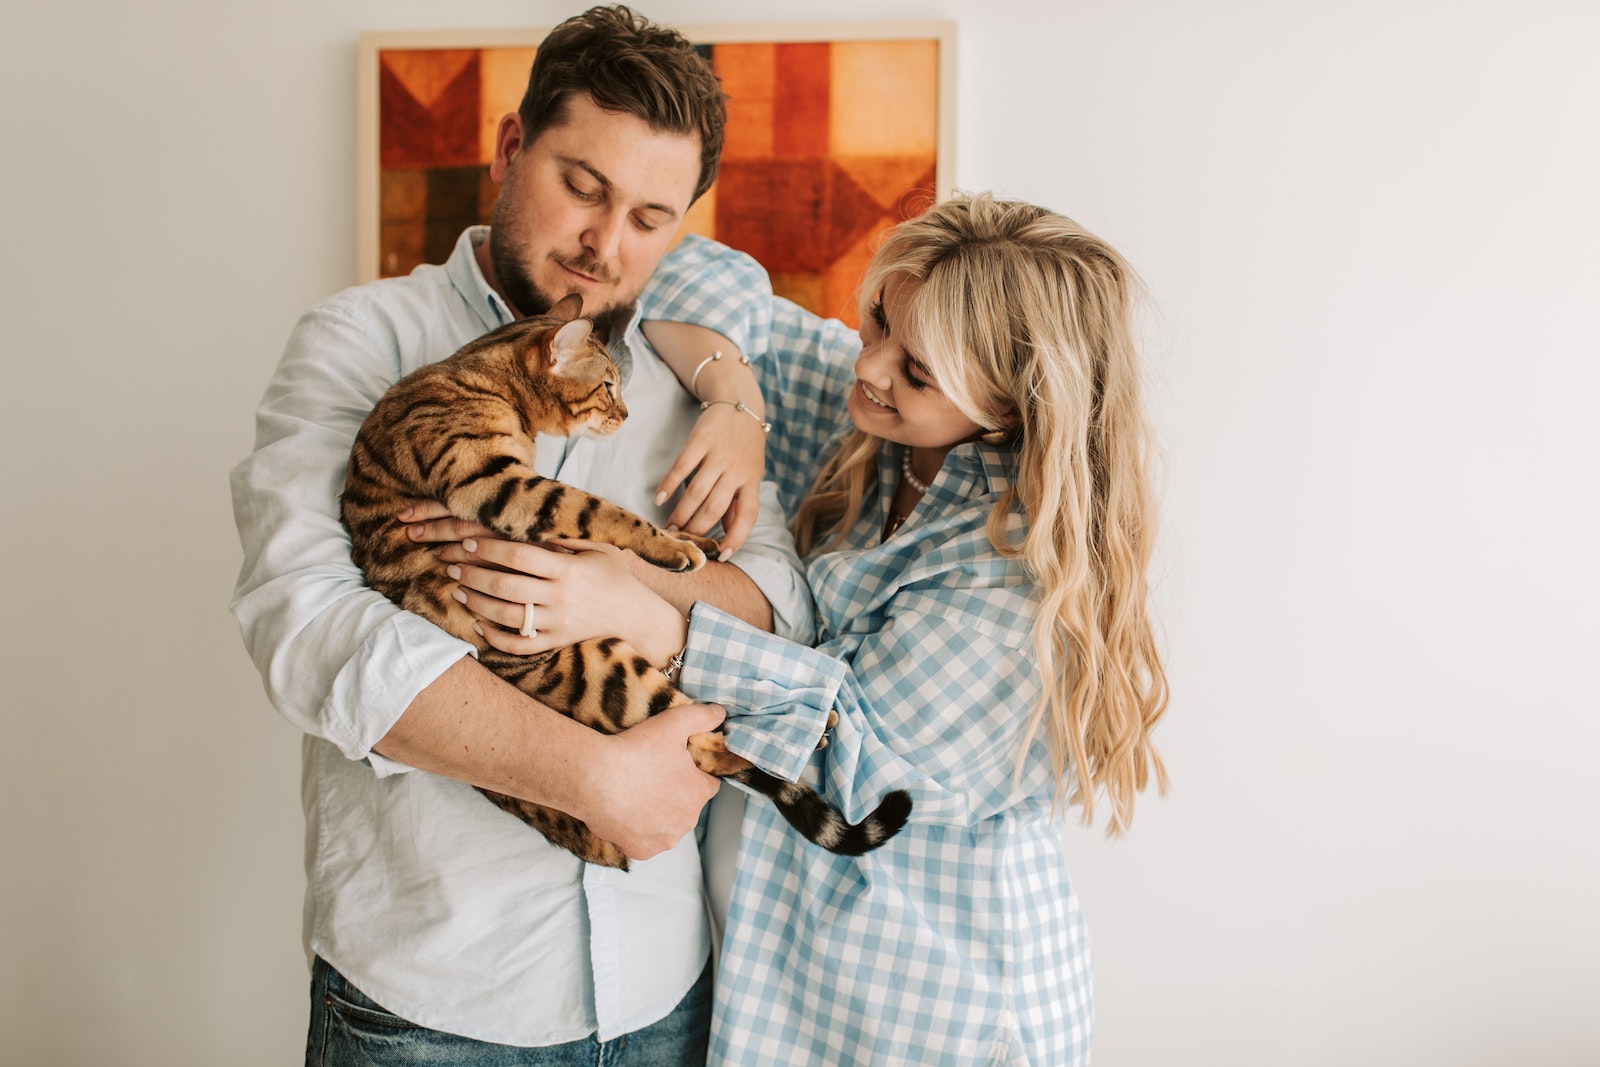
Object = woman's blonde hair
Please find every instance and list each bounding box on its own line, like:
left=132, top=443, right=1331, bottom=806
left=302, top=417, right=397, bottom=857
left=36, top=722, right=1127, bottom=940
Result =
left=794, top=192, right=1168, bottom=834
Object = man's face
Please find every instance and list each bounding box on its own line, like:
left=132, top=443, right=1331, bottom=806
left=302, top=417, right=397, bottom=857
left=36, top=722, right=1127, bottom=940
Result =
left=484, top=94, right=702, bottom=326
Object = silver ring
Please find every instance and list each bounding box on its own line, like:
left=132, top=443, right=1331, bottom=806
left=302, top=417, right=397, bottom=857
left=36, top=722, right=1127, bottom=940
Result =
left=520, top=601, right=537, bottom=638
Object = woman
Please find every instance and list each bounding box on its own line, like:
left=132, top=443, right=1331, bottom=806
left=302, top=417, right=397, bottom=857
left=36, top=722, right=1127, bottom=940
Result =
left=431, top=193, right=1169, bottom=1064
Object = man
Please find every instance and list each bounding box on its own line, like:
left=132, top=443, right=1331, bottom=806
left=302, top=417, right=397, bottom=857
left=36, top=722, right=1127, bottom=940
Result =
left=229, top=7, right=813, bottom=1062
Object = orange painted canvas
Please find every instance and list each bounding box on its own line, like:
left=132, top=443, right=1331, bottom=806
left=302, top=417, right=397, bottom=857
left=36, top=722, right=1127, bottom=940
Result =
left=360, top=24, right=955, bottom=327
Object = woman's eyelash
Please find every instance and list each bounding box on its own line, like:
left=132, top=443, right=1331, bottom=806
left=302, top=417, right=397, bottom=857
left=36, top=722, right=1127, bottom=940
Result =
left=867, top=298, right=929, bottom=389
left=901, top=360, right=931, bottom=391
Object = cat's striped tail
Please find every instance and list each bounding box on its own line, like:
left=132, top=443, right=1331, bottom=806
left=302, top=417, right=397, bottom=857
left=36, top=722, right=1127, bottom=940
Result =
left=731, top=768, right=912, bottom=857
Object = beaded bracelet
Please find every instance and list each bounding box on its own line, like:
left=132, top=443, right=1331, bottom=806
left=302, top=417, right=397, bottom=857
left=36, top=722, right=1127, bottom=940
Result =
left=700, top=398, right=771, bottom=434
left=688, top=349, right=753, bottom=399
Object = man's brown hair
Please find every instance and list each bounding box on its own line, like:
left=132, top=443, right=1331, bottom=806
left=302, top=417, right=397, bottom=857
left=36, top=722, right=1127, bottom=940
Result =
left=518, top=5, right=727, bottom=202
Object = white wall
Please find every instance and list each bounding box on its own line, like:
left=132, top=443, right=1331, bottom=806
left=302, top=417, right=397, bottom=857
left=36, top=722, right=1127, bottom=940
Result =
left=2, top=1, right=1594, bottom=1064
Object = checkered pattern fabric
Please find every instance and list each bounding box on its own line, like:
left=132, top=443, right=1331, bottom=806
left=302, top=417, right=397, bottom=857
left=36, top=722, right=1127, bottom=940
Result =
left=646, top=239, right=1094, bottom=1066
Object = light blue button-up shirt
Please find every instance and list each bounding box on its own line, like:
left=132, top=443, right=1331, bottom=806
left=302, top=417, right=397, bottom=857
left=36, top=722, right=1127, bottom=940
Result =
left=229, top=228, right=811, bottom=1045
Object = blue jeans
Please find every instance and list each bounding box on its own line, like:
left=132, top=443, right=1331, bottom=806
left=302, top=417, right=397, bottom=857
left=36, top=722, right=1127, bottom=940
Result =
left=305, top=957, right=711, bottom=1066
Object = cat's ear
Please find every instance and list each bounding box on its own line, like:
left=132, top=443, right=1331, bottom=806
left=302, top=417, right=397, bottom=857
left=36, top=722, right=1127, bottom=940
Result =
left=545, top=317, right=596, bottom=370
left=550, top=293, right=585, bottom=323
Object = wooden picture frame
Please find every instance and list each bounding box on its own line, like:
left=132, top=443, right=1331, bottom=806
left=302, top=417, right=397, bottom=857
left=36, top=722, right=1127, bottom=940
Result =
left=357, top=21, right=957, bottom=324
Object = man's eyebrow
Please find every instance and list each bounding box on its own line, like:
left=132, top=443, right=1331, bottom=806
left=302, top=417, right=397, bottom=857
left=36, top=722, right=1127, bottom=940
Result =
left=561, top=157, right=681, bottom=220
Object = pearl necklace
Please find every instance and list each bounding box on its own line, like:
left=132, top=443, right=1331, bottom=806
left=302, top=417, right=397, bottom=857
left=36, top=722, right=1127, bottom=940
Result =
left=884, top=450, right=931, bottom=542
left=900, top=450, right=930, bottom=495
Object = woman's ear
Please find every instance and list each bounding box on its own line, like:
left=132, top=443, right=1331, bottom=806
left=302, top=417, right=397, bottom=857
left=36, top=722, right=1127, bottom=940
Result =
left=979, top=408, right=1023, bottom=444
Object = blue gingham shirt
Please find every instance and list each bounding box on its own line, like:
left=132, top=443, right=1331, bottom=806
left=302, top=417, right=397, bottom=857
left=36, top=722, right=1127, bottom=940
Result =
left=648, top=239, right=1094, bottom=1066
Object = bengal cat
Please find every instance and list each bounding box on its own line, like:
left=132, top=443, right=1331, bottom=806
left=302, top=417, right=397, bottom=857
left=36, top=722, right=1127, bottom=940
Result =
left=340, top=294, right=911, bottom=869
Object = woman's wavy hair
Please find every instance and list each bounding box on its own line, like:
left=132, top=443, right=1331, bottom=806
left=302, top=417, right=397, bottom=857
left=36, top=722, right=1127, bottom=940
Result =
left=517, top=5, right=726, bottom=203
left=794, top=192, right=1169, bottom=833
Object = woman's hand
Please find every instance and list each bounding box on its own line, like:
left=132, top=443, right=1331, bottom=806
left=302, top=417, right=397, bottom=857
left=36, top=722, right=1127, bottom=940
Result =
left=400, top=501, right=688, bottom=664
left=654, top=401, right=766, bottom=559
left=642, top=319, right=769, bottom=559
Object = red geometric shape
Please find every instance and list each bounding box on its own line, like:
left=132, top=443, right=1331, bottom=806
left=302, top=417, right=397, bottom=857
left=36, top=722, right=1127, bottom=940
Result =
left=835, top=156, right=939, bottom=214
left=380, top=52, right=481, bottom=170
left=823, top=161, right=898, bottom=270
left=713, top=156, right=924, bottom=288
left=713, top=159, right=830, bottom=272
left=771, top=43, right=830, bottom=159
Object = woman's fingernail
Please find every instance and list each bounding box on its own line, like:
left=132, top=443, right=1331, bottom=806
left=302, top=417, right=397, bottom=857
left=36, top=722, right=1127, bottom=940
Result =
left=399, top=506, right=414, bottom=520
left=654, top=491, right=668, bottom=506
left=447, top=565, right=461, bottom=580
left=472, top=622, right=483, bottom=636
left=452, top=589, right=467, bottom=604
left=666, top=524, right=680, bottom=533
left=462, top=539, right=477, bottom=553
left=719, top=549, right=733, bottom=562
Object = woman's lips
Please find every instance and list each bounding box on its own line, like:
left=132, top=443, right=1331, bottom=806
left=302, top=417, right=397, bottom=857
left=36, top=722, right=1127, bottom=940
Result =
left=858, top=381, right=895, bottom=411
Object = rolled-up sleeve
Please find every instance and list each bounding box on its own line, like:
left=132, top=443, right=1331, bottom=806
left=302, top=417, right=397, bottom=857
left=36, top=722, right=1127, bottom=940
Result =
left=678, top=603, right=841, bottom=783
left=228, top=303, right=474, bottom=770
left=643, top=237, right=817, bottom=643
left=644, top=241, right=858, bottom=518
left=642, top=235, right=773, bottom=360
left=678, top=582, right=1054, bottom=827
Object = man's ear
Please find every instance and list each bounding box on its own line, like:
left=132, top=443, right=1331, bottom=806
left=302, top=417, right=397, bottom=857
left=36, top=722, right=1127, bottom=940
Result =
left=489, top=113, right=524, bottom=184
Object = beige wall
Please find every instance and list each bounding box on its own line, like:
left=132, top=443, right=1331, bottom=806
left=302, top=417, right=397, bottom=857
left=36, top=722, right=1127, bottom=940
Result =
left=2, top=0, right=1595, bottom=1063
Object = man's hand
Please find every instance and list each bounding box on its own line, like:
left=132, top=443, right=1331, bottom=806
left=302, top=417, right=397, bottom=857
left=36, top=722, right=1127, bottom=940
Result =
left=375, top=657, right=723, bottom=864
left=573, top=702, right=726, bottom=861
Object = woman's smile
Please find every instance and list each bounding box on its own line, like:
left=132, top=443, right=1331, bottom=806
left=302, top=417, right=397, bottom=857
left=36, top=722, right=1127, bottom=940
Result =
left=858, top=380, right=896, bottom=411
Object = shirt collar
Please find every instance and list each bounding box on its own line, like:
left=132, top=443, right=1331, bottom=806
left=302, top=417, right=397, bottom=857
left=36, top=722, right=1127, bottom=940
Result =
left=908, top=438, right=1019, bottom=500
left=968, top=438, right=1019, bottom=496
left=444, top=227, right=510, bottom=332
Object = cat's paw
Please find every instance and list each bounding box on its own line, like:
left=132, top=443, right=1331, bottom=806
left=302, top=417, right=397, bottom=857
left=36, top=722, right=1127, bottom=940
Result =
left=815, top=709, right=839, bottom=750
left=652, top=530, right=723, bottom=572
left=678, top=530, right=722, bottom=559
left=641, top=533, right=710, bottom=573
left=687, top=731, right=755, bottom=777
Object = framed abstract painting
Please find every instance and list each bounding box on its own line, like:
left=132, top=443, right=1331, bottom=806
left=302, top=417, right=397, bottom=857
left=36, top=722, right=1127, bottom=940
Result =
left=357, top=21, right=956, bottom=325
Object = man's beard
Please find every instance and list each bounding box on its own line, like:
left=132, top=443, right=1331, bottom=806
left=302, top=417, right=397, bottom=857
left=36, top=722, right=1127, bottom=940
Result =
left=488, top=228, right=625, bottom=332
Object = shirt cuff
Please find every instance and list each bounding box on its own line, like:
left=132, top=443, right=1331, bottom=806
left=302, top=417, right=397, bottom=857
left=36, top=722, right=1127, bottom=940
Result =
left=723, top=545, right=814, bottom=646
left=322, top=610, right=480, bottom=770
left=678, top=603, right=841, bottom=782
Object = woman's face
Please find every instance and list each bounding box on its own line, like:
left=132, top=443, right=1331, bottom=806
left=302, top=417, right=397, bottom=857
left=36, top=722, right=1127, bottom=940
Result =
left=847, top=273, right=983, bottom=449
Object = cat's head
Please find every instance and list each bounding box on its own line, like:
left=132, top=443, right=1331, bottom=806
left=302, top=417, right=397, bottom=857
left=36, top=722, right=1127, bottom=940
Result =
left=526, top=294, right=627, bottom=438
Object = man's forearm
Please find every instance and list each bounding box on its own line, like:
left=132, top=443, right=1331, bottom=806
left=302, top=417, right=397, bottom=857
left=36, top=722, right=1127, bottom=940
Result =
left=373, top=654, right=724, bottom=860
left=373, top=656, right=599, bottom=808
left=630, top=557, right=774, bottom=634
